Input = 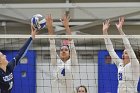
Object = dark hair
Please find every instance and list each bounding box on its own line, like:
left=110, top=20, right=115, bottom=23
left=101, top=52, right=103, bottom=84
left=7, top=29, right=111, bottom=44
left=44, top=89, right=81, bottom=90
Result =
left=60, top=45, right=70, bottom=53
left=76, top=85, right=87, bottom=93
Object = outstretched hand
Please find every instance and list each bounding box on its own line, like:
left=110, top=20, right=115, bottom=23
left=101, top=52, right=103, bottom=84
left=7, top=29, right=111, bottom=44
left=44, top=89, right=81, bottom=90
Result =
left=60, top=14, right=70, bottom=28
left=115, top=17, right=124, bottom=30
left=60, top=14, right=72, bottom=40
left=31, top=25, right=38, bottom=40
left=46, top=14, right=54, bottom=35
left=103, top=19, right=110, bottom=34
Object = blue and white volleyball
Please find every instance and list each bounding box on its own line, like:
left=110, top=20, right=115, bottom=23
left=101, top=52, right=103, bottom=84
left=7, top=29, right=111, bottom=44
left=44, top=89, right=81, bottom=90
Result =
left=31, top=14, right=46, bottom=30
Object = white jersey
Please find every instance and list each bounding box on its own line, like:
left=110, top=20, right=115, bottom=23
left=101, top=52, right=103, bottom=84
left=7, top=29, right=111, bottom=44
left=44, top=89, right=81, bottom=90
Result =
left=52, top=58, right=74, bottom=93
left=104, top=36, right=140, bottom=93
left=49, top=39, right=78, bottom=93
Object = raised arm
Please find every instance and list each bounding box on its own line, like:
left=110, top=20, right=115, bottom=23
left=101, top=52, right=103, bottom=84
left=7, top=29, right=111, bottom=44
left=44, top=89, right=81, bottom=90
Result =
left=103, top=20, right=122, bottom=65
left=46, top=15, right=57, bottom=66
left=9, top=26, right=37, bottom=69
left=60, top=14, right=78, bottom=67
left=115, top=17, right=139, bottom=66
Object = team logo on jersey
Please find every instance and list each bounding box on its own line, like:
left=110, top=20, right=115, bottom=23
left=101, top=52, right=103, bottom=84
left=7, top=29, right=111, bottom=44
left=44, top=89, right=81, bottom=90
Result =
left=3, top=73, right=13, bottom=82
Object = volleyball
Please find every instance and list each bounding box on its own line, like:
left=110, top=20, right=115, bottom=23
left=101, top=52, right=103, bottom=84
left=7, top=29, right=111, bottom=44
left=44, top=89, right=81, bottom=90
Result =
left=31, top=14, right=46, bottom=30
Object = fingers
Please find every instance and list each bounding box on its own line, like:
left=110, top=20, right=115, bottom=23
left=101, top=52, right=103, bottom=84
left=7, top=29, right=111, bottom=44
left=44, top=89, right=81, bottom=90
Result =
left=46, top=14, right=53, bottom=21
left=31, top=25, right=35, bottom=32
left=31, top=24, right=38, bottom=34
left=60, top=18, right=63, bottom=22
left=119, top=17, right=121, bottom=23
left=31, top=25, right=33, bottom=31
left=66, top=14, right=71, bottom=21
left=48, top=14, right=52, bottom=20
left=103, top=17, right=125, bottom=30
left=46, top=14, right=51, bottom=18
left=46, top=14, right=53, bottom=27
left=121, top=16, right=124, bottom=21
left=60, top=14, right=65, bottom=22
left=31, top=25, right=36, bottom=39
left=102, top=19, right=110, bottom=32
left=103, top=20, right=109, bottom=26
left=117, top=16, right=125, bottom=25
left=60, top=14, right=70, bottom=22
left=103, top=22, right=105, bottom=26
left=119, top=16, right=125, bottom=24
left=121, top=17, right=124, bottom=24
left=115, top=23, right=118, bottom=27
left=104, top=19, right=110, bottom=25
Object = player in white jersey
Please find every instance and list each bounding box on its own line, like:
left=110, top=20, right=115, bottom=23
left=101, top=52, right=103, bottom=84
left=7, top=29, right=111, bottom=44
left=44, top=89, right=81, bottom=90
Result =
left=46, top=14, right=78, bottom=93
left=102, top=17, right=140, bottom=93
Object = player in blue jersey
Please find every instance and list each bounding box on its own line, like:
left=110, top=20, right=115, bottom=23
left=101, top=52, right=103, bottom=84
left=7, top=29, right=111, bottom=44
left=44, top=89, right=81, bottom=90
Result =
left=103, top=17, right=140, bottom=93
left=0, top=26, right=38, bottom=93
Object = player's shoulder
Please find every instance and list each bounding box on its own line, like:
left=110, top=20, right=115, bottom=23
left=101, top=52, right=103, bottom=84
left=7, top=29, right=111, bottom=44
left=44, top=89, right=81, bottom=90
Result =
left=6, top=62, right=14, bottom=73
left=124, top=62, right=131, bottom=68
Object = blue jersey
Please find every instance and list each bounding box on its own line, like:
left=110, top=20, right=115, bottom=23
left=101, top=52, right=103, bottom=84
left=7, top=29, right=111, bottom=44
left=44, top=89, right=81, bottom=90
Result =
left=0, top=37, right=32, bottom=93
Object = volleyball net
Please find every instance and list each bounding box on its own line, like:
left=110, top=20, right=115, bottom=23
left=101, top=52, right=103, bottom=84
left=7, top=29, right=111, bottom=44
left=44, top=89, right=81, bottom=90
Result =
left=0, top=35, right=140, bottom=93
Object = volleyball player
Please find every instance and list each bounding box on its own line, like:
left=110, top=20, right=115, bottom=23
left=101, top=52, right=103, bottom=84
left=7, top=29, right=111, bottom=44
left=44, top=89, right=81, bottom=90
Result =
left=103, top=17, right=140, bottom=93
left=76, top=85, right=87, bottom=93
left=46, top=14, right=78, bottom=93
left=0, top=26, right=37, bottom=93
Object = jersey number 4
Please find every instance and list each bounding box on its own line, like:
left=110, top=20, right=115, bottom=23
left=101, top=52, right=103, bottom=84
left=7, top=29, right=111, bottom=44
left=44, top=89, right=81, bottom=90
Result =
left=61, top=68, right=65, bottom=76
